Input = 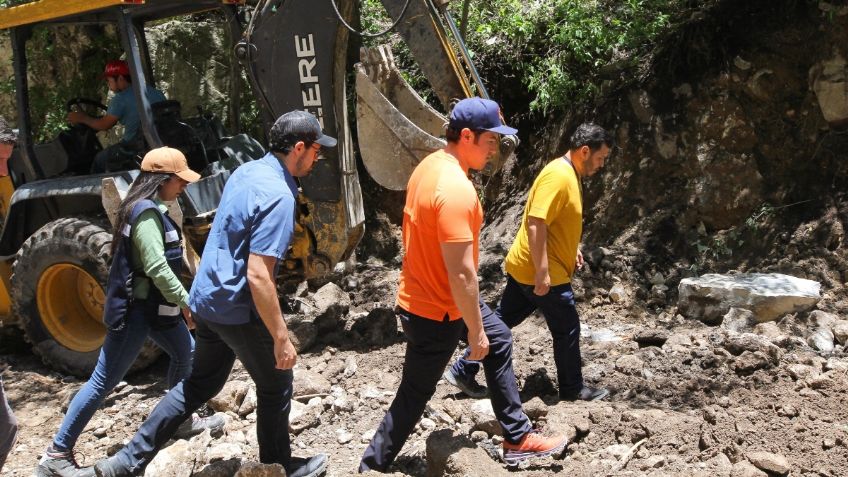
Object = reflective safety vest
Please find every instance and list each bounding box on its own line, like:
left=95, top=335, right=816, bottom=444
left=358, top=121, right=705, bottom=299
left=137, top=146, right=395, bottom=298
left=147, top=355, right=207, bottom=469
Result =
left=103, top=199, right=184, bottom=330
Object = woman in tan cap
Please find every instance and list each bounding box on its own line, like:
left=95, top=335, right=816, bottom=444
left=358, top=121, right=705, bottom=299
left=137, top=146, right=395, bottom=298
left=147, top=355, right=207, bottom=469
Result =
left=37, top=148, right=222, bottom=477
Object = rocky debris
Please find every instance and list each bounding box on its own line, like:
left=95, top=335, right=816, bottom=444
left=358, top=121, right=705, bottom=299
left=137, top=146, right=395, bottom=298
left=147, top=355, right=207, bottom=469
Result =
left=609, top=283, right=629, bottom=304
left=469, top=399, right=501, bottom=436
left=293, top=369, right=331, bottom=398
left=289, top=399, right=321, bottom=434
left=425, top=430, right=510, bottom=477
left=746, top=451, right=790, bottom=475
left=633, top=329, right=668, bottom=347
left=810, top=51, right=848, bottom=126
left=288, top=317, right=318, bottom=352
left=678, top=273, right=820, bottom=324
left=615, top=355, right=645, bottom=375
left=234, top=463, right=286, bottom=476
left=144, top=431, right=214, bottom=476
left=832, top=320, right=848, bottom=345
left=311, top=282, right=351, bottom=332
left=209, top=380, right=250, bottom=414
left=348, top=306, right=400, bottom=346
left=720, top=308, right=757, bottom=333
left=522, top=397, right=548, bottom=420
left=239, top=386, right=257, bottom=417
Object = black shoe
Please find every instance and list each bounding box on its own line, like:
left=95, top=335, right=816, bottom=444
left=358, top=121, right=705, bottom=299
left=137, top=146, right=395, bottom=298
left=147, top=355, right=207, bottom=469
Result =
left=443, top=368, right=488, bottom=399
left=561, top=386, right=609, bottom=401
left=93, top=456, right=133, bottom=477
left=287, top=454, right=328, bottom=477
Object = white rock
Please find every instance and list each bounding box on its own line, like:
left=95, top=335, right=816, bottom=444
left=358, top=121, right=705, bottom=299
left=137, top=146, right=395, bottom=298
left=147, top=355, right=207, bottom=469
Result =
left=336, top=428, right=354, bottom=444
left=609, top=283, right=628, bottom=303
left=807, top=326, right=835, bottom=353
left=419, top=417, right=436, bottom=431
left=810, top=52, right=848, bottom=125
left=238, top=385, right=257, bottom=417
left=678, top=273, right=820, bottom=324
left=209, top=380, right=250, bottom=414
left=824, top=357, right=848, bottom=372
left=831, top=320, right=848, bottom=345
left=343, top=356, right=358, bottom=378
left=721, top=307, right=757, bottom=333
left=206, top=442, right=242, bottom=462
left=747, top=451, right=790, bottom=475
left=361, top=430, right=376, bottom=443
left=469, top=399, right=500, bottom=436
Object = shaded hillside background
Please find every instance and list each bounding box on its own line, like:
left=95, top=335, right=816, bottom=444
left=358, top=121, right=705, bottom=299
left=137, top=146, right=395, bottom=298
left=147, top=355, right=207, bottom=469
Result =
left=0, top=0, right=845, bottom=310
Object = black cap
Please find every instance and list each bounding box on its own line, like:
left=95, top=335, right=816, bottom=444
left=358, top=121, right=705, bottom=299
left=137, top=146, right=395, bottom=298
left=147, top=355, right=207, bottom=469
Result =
left=0, top=116, right=17, bottom=144
left=269, top=110, right=337, bottom=152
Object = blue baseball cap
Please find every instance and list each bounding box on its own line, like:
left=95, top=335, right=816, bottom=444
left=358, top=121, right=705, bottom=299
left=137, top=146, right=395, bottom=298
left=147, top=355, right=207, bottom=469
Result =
left=449, top=98, right=517, bottom=135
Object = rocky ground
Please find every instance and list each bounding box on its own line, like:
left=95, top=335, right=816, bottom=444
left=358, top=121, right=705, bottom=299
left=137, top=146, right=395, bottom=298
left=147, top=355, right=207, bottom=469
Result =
left=2, top=250, right=847, bottom=477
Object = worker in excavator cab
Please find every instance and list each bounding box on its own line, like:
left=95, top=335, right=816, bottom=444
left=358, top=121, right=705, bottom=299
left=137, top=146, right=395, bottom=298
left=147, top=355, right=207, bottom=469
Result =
left=67, top=60, right=165, bottom=173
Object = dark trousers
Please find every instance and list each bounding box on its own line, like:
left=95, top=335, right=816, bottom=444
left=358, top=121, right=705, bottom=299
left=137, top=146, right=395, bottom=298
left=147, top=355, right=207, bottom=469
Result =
left=359, top=302, right=532, bottom=472
left=451, top=275, right=584, bottom=397
left=0, top=377, right=17, bottom=472
left=112, top=314, right=293, bottom=474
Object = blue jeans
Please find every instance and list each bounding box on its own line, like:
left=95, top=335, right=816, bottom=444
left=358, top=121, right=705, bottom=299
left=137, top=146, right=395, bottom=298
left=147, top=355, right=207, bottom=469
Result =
left=451, top=275, right=584, bottom=397
left=0, top=377, right=17, bottom=472
left=360, top=303, right=532, bottom=472
left=52, top=306, right=194, bottom=451
left=111, top=313, right=294, bottom=474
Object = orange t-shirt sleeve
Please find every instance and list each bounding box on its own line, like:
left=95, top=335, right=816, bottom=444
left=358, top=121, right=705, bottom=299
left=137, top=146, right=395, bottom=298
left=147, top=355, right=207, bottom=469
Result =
left=434, top=179, right=477, bottom=243
left=527, top=171, right=566, bottom=225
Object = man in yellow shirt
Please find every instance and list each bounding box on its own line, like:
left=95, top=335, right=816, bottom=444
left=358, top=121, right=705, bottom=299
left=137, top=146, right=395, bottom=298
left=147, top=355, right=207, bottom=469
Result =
left=444, top=123, right=613, bottom=401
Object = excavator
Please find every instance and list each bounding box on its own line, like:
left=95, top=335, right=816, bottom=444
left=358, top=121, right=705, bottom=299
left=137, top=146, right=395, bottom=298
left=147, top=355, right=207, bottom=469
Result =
left=0, top=0, right=517, bottom=376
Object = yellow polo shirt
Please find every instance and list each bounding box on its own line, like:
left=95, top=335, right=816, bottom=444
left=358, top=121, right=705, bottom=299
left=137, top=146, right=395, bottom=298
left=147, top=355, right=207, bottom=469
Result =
left=505, top=158, right=581, bottom=286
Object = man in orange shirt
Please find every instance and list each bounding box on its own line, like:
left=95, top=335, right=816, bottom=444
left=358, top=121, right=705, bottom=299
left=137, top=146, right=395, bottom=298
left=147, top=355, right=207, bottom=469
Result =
left=359, top=99, right=566, bottom=472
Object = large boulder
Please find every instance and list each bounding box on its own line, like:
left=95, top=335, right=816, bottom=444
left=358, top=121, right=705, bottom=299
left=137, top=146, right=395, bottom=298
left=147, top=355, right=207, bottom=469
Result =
left=311, top=282, right=351, bottom=332
left=677, top=273, right=820, bottom=324
left=425, top=430, right=510, bottom=477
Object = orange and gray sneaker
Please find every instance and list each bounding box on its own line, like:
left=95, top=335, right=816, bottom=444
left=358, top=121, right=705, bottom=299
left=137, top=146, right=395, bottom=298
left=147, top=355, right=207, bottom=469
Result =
left=502, top=431, right=568, bottom=467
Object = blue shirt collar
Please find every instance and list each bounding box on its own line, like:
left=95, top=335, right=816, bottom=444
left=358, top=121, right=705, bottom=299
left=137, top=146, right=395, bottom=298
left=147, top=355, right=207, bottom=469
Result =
left=260, top=152, right=299, bottom=197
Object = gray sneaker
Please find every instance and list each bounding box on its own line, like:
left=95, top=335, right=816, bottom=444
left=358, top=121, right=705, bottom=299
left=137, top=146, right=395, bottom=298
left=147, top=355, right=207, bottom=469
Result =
left=173, top=412, right=226, bottom=440
left=443, top=368, right=488, bottom=399
left=92, top=456, right=132, bottom=477
left=287, top=454, right=328, bottom=477
left=36, top=448, right=95, bottom=477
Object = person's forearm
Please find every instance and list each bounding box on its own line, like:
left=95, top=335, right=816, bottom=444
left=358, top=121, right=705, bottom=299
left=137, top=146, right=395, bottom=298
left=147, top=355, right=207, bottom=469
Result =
left=447, top=266, right=483, bottom=330
left=528, top=217, right=549, bottom=273
left=248, top=271, right=289, bottom=341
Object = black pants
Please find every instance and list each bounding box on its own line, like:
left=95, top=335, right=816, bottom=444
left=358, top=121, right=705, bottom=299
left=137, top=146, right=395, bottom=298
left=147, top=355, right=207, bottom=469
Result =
left=359, top=301, right=532, bottom=472
left=452, top=275, right=584, bottom=396
left=111, top=314, right=294, bottom=474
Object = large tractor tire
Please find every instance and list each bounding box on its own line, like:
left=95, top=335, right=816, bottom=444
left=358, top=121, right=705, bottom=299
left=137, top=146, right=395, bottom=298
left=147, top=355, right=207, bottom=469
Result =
left=10, top=217, right=161, bottom=377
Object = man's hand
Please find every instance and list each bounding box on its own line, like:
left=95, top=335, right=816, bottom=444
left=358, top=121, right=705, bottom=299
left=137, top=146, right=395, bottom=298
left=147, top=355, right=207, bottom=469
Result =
left=181, top=307, right=195, bottom=330
left=274, top=336, right=297, bottom=370
left=66, top=111, right=87, bottom=125
left=576, top=249, right=585, bottom=271
left=534, top=268, right=551, bottom=296
left=466, top=324, right=490, bottom=361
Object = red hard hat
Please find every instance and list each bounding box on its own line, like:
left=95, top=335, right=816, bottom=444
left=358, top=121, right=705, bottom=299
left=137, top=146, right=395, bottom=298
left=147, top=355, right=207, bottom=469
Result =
left=102, top=60, right=129, bottom=78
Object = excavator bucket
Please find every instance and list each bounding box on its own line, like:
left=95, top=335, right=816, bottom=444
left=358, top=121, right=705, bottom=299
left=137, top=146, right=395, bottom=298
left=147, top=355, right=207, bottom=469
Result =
left=356, top=45, right=447, bottom=191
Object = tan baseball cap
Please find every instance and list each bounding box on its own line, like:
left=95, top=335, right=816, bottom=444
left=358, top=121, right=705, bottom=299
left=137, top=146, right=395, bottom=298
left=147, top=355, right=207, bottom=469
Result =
left=140, top=147, right=201, bottom=182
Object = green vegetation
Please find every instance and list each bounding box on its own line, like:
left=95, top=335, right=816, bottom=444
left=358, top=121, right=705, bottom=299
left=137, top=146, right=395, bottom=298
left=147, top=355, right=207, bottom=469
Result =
left=357, top=0, right=688, bottom=114
left=461, top=0, right=681, bottom=113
